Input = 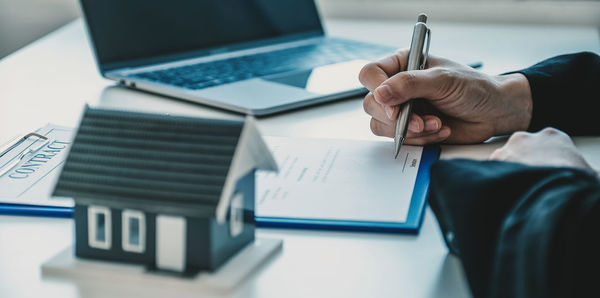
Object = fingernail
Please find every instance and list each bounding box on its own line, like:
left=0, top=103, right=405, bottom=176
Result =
left=425, top=119, right=439, bottom=131
left=408, top=120, right=419, bottom=132
left=374, top=85, right=392, bottom=103
left=385, top=106, right=396, bottom=120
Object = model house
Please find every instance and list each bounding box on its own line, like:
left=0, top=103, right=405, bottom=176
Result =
left=52, top=106, right=277, bottom=274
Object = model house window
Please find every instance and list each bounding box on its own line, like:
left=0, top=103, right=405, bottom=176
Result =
left=230, top=193, right=244, bottom=237
left=122, top=210, right=146, bottom=253
left=88, top=206, right=112, bottom=250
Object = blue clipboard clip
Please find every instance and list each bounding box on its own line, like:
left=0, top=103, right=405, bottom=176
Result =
left=0, top=132, right=49, bottom=177
left=0, top=132, right=72, bottom=218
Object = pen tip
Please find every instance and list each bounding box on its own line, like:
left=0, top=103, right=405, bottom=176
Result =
left=418, top=13, right=428, bottom=23
left=394, top=137, right=403, bottom=159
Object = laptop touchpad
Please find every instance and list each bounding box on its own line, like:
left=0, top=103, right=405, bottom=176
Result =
left=263, top=60, right=368, bottom=94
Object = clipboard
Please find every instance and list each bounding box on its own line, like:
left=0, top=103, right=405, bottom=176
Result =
left=1, top=131, right=440, bottom=235
left=255, top=144, right=440, bottom=234
left=0, top=125, right=75, bottom=217
left=0, top=203, right=71, bottom=218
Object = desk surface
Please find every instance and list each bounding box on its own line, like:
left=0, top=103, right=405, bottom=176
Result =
left=0, top=18, right=598, bottom=298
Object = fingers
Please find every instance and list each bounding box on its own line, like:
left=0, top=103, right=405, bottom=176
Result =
left=404, top=126, right=451, bottom=145
left=369, top=114, right=447, bottom=143
left=422, top=115, right=442, bottom=132
left=363, top=92, right=393, bottom=125
left=409, top=114, right=425, bottom=134
left=489, top=146, right=510, bottom=161
left=364, top=92, right=444, bottom=127
left=374, top=49, right=410, bottom=78
left=370, top=116, right=423, bottom=138
left=373, top=68, right=451, bottom=106
left=537, top=127, right=571, bottom=142
left=363, top=92, right=395, bottom=124
left=359, top=49, right=409, bottom=92
left=370, top=118, right=393, bottom=137
left=490, top=127, right=573, bottom=161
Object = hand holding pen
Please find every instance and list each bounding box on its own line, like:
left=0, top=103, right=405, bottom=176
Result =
left=392, top=13, right=431, bottom=158
left=358, top=15, right=532, bottom=146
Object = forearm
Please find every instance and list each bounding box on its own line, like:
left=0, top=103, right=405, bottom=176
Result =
left=428, top=159, right=600, bottom=298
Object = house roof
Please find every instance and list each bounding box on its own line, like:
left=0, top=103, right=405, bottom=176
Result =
left=53, top=106, right=247, bottom=217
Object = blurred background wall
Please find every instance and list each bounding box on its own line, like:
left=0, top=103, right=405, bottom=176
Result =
left=317, top=0, right=600, bottom=26
left=0, top=0, right=598, bottom=60
left=0, top=0, right=79, bottom=59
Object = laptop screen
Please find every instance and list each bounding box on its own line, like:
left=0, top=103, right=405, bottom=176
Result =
left=81, top=0, right=324, bottom=72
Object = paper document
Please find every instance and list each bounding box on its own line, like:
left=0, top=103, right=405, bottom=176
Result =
left=256, top=137, right=423, bottom=223
left=0, top=124, right=75, bottom=207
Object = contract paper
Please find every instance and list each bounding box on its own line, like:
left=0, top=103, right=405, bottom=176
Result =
left=256, top=137, right=423, bottom=223
left=0, top=124, right=74, bottom=207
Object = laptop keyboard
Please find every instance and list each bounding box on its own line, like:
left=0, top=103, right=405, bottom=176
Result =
left=131, top=39, right=393, bottom=90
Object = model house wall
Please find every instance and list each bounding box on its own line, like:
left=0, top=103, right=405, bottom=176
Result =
left=72, top=170, right=256, bottom=273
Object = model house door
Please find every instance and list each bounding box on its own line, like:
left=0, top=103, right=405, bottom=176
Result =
left=156, top=215, right=187, bottom=272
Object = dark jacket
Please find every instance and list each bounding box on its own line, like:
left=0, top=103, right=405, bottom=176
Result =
left=428, top=52, right=600, bottom=298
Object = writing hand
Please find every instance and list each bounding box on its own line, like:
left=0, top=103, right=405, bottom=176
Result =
left=359, top=49, right=533, bottom=144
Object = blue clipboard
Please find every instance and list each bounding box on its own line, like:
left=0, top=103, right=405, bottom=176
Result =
left=1, top=146, right=440, bottom=235
left=0, top=203, right=72, bottom=218
left=255, top=146, right=440, bottom=234
left=0, top=127, right=73, bottom=218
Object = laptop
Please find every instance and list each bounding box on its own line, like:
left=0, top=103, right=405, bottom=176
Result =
left=80, top=0, right=396, bottom=115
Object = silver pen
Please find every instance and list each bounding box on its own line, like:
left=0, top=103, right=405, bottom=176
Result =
left=394, top=13, right=431, bottom=158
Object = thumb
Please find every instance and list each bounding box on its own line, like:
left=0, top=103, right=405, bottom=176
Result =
left=373, top=68, right=447, bottom=106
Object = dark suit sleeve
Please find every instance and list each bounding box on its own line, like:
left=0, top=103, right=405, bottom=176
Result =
left=512, top=52, right=600, bottom=135
left=427, top=159, right=600, bottom=298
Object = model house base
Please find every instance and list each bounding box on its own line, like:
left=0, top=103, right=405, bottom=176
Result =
left=42, top=238, right=283, bottom=293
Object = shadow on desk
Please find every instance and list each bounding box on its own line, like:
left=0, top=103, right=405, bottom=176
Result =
left=429, top=254, right=471, bottom=298
left=97, top=84, right=365, bottom=120
left=97, top=85, right=243, bottom=121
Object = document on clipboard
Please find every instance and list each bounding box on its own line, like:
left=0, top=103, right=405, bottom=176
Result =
left=255, top=137, right=439, bottom=233
left=0, top=124, right=75, bottom=216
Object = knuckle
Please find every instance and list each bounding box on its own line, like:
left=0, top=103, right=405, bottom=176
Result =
left=540, top=127, right=562, bottom=136
left=430, top=67, right=452, bottom=79
left=541, top=127, right=556, bottom=134
left=541, top=127, right=571, bottom=143
left=431, top=67, right=456, bottom=94
left=508, top=131, right=529, bottom=143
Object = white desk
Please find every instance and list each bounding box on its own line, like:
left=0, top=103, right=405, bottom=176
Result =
left=0, top=19, right=598, bottom=298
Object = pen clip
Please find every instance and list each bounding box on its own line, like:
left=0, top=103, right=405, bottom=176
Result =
left=420, top=28, right=431, bottom=70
